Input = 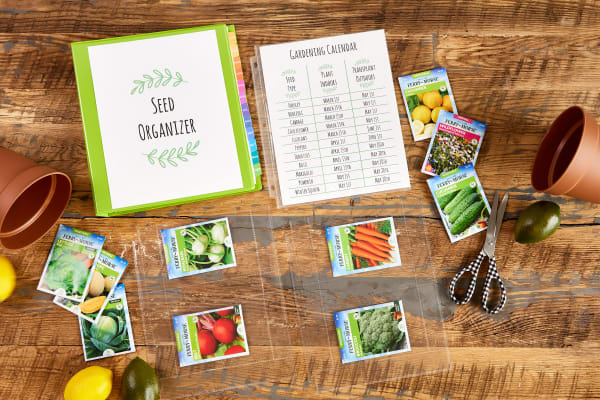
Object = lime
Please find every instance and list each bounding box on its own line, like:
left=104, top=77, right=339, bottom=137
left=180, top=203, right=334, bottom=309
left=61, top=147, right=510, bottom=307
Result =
left=0, top=255, right=16, bottom=302
left=64, top=366, right=112, bottom=400
left=515, top=201, right=561, bottom=243
left=122, top=357, right=160, bottom=400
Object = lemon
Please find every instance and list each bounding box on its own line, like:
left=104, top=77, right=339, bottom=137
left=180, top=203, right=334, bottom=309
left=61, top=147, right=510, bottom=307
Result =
left=442, top=94, right=453, bottom=111
left=0, top=255, right=16, bottom=302
left=422, top=91, right=442, bottom=109
left=423, top=123, right=436, bottom=137
left=431, top=106, right=445, bottom=123
left=411, top=105, right=431, bottom=124
left=417, top=92, right=424, bottom=102
left=64, top=366, right=112, bottom=400
left=412, top=120, right=425, bottom=136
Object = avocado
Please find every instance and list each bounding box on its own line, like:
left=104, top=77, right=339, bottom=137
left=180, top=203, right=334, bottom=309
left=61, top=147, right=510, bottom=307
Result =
left=121, top=357, right=159, bottom=400
left=515, top=201, right=561, bottom=243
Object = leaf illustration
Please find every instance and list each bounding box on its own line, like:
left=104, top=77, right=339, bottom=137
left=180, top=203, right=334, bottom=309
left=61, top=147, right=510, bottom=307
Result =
left=142, top=141, right=199, bottom=168
left=130, top=68, right=186, bottom=95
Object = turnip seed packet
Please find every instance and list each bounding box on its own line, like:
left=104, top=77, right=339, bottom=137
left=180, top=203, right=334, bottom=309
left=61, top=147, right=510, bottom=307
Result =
left=161, top=217, right=236, bottom=279
left=326, top=217, right=401, bottom=277
left=335, top=300, right=411, bottom=364
left=173, top=305, right=249, bottom=367
left=422, top=110, right=486, bottom=176
left=79, top=283, right=136, bottom=361
left=54, top=249, right=128, bottom=323
left=38, top=225, right=105, bottom=302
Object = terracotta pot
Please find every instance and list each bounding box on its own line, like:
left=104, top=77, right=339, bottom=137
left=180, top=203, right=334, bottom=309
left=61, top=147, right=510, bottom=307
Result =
left=0, top=147, right=72, bottom=250
left=531, top=106, right=600, bottom=203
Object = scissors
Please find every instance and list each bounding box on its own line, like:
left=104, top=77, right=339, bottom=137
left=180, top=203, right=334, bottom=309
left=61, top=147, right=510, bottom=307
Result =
left=449, top=191, right=508, bottom=314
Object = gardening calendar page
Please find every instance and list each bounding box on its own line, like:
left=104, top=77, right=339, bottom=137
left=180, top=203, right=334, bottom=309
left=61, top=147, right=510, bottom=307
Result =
left=258, top=30, right=410, bottom=205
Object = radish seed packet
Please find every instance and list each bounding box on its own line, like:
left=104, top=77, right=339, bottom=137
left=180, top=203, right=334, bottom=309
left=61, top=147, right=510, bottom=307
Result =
left=173, top=305, right=249, bottom=367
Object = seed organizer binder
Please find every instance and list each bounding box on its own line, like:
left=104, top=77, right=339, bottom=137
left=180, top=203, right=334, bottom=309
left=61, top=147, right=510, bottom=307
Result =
left=72, top=25, right=261, bottom=216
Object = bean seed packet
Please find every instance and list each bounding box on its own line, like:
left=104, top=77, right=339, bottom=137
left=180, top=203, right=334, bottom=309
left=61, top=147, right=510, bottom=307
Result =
left=173, top=305, right=249, bottom=367
left=161, top=218, right=236, bottom=279
left=326, top=217, right=401, bottom=277
left=54, top=249, right=128, bottom=323
left=398, top=67, right=458, bottom=141
left=335, top=300, right=410, bottom=364
left=427, top=163, right=491, bottom=243
left=421, top=110, right=486, bottom=176
left=38, top=225, right=105, bottom=302
left=79, top=283, right=136, bottom=361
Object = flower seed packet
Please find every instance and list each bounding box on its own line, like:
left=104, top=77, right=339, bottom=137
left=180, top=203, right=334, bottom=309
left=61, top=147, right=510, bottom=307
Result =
left=334, top=300, right=410, bottom=364
left=173, top=305, right=249, bottom=367
left=427, top=163, right=491, bottom=243
left=161, top=217, right=236, bottom=279
left=421, top=110, right=486, bottom=176
left=326, top=217, right=401, bottom=277
left=38, top=225, right=105, bottom=302
left=79, top=283, right=136, bottom=361
left=54, top=249, right=128, bottom=323
left=398, top=67, right=458, bottom=141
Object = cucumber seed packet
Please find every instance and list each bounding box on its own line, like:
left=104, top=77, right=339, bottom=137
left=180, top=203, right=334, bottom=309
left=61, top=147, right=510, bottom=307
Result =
left=335, top=300, right=410, bottom=364
left=427, top=163, right=491, bottom=243
left=398, top=67, right=457, bottom=141
left=54, top=249, right=128, bottom=323
left=421, top=111, right=486, bottom=176
left=326, top=217, right=401, bottom=277
left=173, top=305, right=249, bottom=367
left=161, top=217, right=236, bottom=279
left=79, top=283, right=136, bottom=361
left=38, top=225, right=105, bottom=302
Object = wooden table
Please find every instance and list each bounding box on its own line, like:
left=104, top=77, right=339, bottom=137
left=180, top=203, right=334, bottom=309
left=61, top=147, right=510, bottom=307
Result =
left=1, top=1, right=599, bottom=399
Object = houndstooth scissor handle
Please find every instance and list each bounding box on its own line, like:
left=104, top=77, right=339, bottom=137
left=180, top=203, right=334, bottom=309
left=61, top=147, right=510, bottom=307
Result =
left=481, top=256, right=507, bottom=314
left=449, top=251, right=485, bottom=305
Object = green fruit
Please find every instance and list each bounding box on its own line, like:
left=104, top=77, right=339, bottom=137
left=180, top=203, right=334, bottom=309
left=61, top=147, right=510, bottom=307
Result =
left=451, top=201, right=485, bottom=235
left=121, top=357, right=159, bottom=400
left=443, top=185, right=476, bottom=214
left=449, top=193, right=480, bottom=223
left=515, top=201, right=560, bottom=243
left=437, top=190, right=458, bottom=209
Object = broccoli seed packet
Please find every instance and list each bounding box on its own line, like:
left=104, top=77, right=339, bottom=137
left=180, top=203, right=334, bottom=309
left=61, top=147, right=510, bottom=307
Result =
left=54, top=249, right=128, bottom=323
left=79, top=283, right=136, bottom=361
left=427, top=163, right=491, bottom=243
left=161, top=217, right=236, bottom=279
left=38, top=225, right=105, bottom=302
left=398, top=67, right=458, bottom=141
left=334, top=300, right=410, bottom=364
left=422, top=110, right=486, bottom=176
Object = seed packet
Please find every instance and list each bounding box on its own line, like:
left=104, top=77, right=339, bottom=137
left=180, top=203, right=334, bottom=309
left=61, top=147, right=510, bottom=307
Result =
left=427, top=163, right=491, bottom=243
left=398, top=67, right=458, bottom=141
left=79, top=283, right=136, bottom=361
left=421, top=111, right=486, bottom=176
left=326, top=217, right=401, bottom=277
left=335, top=300, right=410, bottom=364
left=161, top=218, right=236, bottom=279
left=173, top=305, right=249, bottom=367
left=54, top=249, right=128, bottom=323
left=38, top=225, right=105, bottom=302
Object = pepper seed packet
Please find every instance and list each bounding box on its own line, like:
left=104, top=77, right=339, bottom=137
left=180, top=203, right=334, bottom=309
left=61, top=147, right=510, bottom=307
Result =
left=54, top=249, right=128, bottom=323
left=327, top=217, right=401, bottom=277
left=161, top=217, right=236, bottom=279
left=173, top=305, right=249, bottom=367
left=335, top=300, right=410, bottom=364
left=38, top=225, right=105, bottom=302
left=421, top=110, right=486, bottom=176
left=398, top=67, right=458, bottom=141
left=79, top=283, right=136, bottom=361
left=427, top=163, right=491, bottom=243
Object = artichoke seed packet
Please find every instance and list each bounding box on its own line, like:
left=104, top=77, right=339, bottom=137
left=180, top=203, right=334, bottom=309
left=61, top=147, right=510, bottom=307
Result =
left=421, top=110, right=486, bottom=176
left=79, top=283, right=136, bottom=361
left=334, top=300, right=411, bottom=364
left=37, top=225, right=105, bottom=302
left=326, top=217, right=401, bottom=277
left=427, top=163, right=491, bottom=243
left=398, top=67, right=458, bottom=141
left=173, top=305, right=249, bottom=367
left=54, top=249, right=128, bottom=323
left=161, top=217, right=236, bottom=279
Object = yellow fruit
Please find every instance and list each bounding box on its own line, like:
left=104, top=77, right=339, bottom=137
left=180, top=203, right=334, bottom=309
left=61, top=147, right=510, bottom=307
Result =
left=88, top=270, right=104, bottom=297
left=411, top=105, right=431, bottom=124
left=0, top=255, right=16, bottom=303
left=64, top=366, right=112, bottom=400
left=79, top=296, right=107, bottom=314
left=431, top=106, right=445, bottom=123
left=442, top=94, right=453, bottom=110
left=417, top=92, right=424, bottom=102
left=422, top=91, right=442, bottom=109
left=412, top=120, right=425, bottom=136
left=443, top=105, right=453, bottom=112
left=423, top=123, right=436, bottom=137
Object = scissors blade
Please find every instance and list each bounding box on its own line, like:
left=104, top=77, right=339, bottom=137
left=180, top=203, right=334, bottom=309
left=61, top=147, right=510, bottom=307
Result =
left=494, top=192, right=509, bottom=240
left=483, top=191, right=499, bottom=251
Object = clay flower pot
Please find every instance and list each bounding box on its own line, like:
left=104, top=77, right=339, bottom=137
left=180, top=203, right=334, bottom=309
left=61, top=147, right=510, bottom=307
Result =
left=531, top=106, right=600, bottom=204
left=0, top=147, right=72, bottom=250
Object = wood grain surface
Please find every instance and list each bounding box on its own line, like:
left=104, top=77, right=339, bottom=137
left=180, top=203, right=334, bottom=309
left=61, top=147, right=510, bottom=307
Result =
left=1, top=1, right=600, bottom=399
